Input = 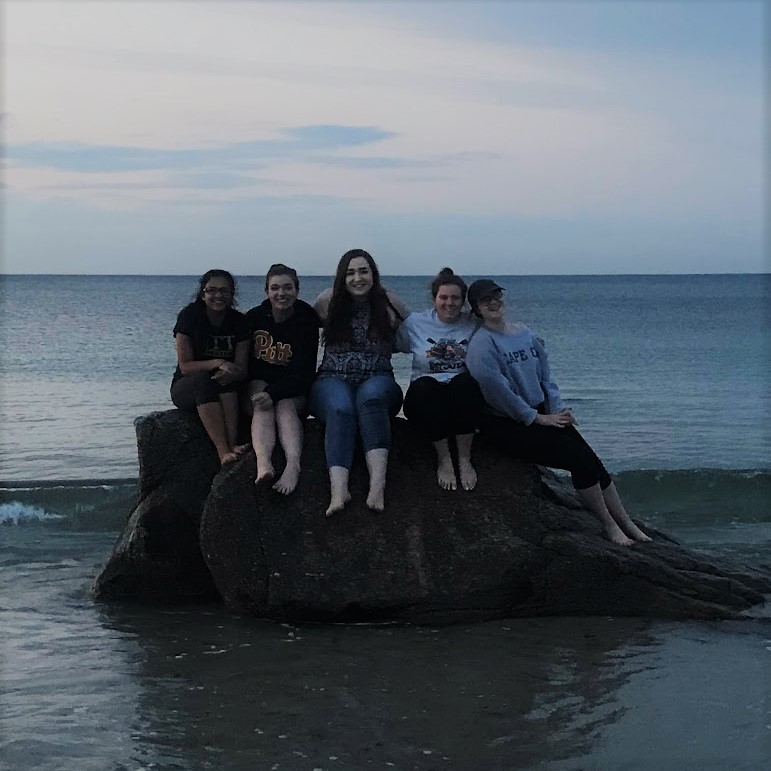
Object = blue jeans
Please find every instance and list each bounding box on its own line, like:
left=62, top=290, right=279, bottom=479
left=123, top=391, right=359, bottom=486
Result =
left=309, top=376, right=403, bottom=469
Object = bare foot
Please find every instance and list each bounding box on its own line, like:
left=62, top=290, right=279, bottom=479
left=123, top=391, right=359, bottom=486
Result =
left=437, top=457, right=457, bottom=491
left=325, top=491, right=351, bottom=517
left=254, top=465, right=275, bottom=487
left=625, top=524, right=653, bottom=542
left=272, top=464, right=300, bottom=496
left=219, top=451, right=238, bottom=466
left=606, top=524, right=634, bottom=547
left=458, top=459, right=477, bottom=491
left=233, top=443, right=251, bottom=457
left=366, top=488, right=385, bottom=512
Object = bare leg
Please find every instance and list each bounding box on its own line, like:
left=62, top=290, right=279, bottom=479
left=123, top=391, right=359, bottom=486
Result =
left=219, top=391, right=241, bottom=451
left=365, top=448, right=389, bottom=512
left=577, top=483, right=634, bottom=546
left=433, top=438, right=457, bottom=490
left=602, top=482, right=652, bottom=542
left=250, top=405, right=276, bottom=486
left=455, top=433, right=477, bottom=491
left=272, top=398, right=304, bottom=495
left=197, top=401, right=237, bottom=465
left=326, top=466, right=351, bottom=516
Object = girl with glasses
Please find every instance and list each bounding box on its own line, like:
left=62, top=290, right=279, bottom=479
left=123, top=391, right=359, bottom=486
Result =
left=170, top=269, right=250, bottom=465
left=465, top=279, right=652, bottom=546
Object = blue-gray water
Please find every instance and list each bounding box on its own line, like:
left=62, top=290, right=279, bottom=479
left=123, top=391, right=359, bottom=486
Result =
left=1, top=274, right=769, bottom=770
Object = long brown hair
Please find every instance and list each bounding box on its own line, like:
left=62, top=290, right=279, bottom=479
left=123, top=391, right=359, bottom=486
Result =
left=324, top=249, right=399, bottom=344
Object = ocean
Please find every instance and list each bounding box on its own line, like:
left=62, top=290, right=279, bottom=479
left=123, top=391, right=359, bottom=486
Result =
left=1, top=273, right=769, bottom=770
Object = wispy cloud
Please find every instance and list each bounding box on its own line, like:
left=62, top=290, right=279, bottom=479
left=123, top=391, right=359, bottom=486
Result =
left=3, top=1, right=764, bottom=273
left=6, top=124, right=397, bottom=173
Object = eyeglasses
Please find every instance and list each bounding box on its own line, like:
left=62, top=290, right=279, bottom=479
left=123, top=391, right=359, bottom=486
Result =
left=478, top=291, right=503, bottom=306
left=203, top=287, right=232, bottom=297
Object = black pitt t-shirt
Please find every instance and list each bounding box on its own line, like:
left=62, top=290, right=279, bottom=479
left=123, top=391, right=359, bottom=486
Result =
left=171, top=302, right=250, bottom=383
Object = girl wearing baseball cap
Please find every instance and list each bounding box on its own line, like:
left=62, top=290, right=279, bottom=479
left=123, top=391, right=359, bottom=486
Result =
left=465, top=280, right=651, bottom=547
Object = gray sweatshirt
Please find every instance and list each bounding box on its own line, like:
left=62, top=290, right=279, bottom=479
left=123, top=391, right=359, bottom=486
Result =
left=465, top=325, right=563, bottom=425
left=394, top=309, right=479, bottom=383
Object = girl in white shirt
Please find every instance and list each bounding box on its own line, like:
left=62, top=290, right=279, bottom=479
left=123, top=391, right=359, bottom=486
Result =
left=395, top=268, right=483, bottom=491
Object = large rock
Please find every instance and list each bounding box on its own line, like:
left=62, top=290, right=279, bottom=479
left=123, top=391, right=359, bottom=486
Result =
left=92, top=410, right=221, bottom=602
left=93, top=410, right=770, bottom=621
left=199, top=419, right=771, bottom=623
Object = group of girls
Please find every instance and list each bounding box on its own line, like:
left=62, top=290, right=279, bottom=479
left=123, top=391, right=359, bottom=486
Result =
left=171, top=250, right=651, bottom=547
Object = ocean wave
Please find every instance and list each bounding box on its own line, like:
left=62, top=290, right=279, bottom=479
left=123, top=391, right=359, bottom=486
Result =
left=615, top=468, right=770, bottom=524
left=0, top=502, right=65, bottom=525
left=0, top=481, right=137, bottom=530
left=0, top=469, right=767, bottom=530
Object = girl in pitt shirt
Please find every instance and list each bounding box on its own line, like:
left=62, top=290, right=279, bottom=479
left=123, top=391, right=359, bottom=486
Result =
left=244, top=263, right=320, bottom=495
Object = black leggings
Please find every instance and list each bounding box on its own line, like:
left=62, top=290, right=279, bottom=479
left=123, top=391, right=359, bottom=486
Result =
left=480, top=413, right=611, bottom=491
left=170, top=372, right=238, bottom=410
left=403, top=372, right=483, bottom=441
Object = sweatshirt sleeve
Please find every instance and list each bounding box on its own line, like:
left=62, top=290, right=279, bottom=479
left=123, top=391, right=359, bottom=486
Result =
left=466, top=332, right=539, bottom=425
left=264, top=317, right=320, bottom=403
left=532, top=336, right=563, bottom=414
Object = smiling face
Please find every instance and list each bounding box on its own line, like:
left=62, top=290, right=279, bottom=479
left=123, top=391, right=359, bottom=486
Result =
left=477, top=290, right=505, bottom=327
left=266, top=273, right=298, bottom=315
left=345, top=256, right=374, bottom=299
left=434, top=283, right=464, bottom=324
left=201, top=276, right=234, bottom=314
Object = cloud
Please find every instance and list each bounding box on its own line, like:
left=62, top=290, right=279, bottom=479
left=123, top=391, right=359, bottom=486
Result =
left=6, top=124, right=397, bottom=173
left=3, top=1, right=764, bottom=274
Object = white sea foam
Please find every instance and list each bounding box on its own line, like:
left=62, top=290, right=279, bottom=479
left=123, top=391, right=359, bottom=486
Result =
left=0, top=501, right=65, bottom=525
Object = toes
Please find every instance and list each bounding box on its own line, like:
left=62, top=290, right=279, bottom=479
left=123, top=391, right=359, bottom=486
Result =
left=254, top=471, right=275, bottom=487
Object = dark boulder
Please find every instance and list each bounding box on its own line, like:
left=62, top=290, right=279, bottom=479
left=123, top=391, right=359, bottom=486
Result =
left=200, top=419, right=771, bottom=623
left=92, top=410, right=220, bottom=602
left=93, top=410, right=770, bottom=620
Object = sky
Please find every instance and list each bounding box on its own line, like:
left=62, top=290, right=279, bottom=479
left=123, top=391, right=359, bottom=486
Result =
left=2, top=0, right=767, bottom=276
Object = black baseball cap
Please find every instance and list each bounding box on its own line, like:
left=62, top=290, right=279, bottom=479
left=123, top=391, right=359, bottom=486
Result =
left=467, top=279, right=504, bottom=309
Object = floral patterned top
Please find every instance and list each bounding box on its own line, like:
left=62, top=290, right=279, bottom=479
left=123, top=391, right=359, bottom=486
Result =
left=317, top=302, right=394, bottom=385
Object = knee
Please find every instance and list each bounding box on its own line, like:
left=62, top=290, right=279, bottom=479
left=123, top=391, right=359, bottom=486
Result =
left=359, top=378, right=402, bottom=413
left=570, top=455, right=602, bottom=490
left=327, top=401, right=356, bottom=424
left=189, top=373, right=221, bottom=405
left=406, top=377, right=438, bottom=400
left=276, top=398, right=306, bottom=423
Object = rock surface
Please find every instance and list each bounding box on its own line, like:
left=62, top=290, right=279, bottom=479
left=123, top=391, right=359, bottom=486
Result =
left=94, top=410, right=771, bottom=622
left=92, top=410, right=221, bottom=602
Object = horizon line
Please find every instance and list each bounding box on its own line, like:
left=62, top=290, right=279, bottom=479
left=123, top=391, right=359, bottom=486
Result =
left=2, top=272, right=769, bottom=279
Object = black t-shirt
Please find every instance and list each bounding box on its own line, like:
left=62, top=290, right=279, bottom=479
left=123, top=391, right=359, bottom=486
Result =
left=172, top=302, right=250, bottom=383
left=243, top=299, right=320, bottom=402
